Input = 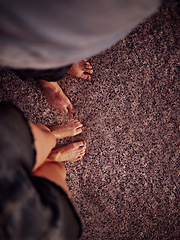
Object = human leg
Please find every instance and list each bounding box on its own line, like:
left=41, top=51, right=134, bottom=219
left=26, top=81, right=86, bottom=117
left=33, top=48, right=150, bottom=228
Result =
left=32, top=141, right=86, bottom=198
left=39, top=80, right=76, bottom=114
left=13, top=60, right=93, bottom=113
left=29, top=122, right=56, bottom=170
left=32, top=161, right=71, bottom=198
left=39, top=59, right=93, bottom=113
left=29, top=119, right=85, bottom=170
left=31, top=134, right=86, bottom=198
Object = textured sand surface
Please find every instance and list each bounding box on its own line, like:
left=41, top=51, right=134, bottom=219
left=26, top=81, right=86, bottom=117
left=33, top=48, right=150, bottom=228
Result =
left=0, top=3, right=179, bottom=240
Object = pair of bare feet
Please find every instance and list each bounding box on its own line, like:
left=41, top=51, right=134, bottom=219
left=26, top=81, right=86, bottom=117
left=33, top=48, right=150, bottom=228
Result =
left=32, top=61, right=91, bottom=196
left=48, top=119, right=86, bottom=163
left=39, top=60, right=93, bottom=114
left=31, top=119, right=86, bottom=198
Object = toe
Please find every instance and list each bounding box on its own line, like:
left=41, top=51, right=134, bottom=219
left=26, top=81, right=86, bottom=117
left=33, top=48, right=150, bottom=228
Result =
left=83, top=61, right=92, bottom=70
left=86, top=75, right=91, bottom=80
left=73, top=141, right=85, bottom=149
left=75, top=156, right=82, bottom=161
left=64, top=108, right=69, bottom=114
left=86, top=65, right=92, bottom=69
left=85, top=68, right=93, bottom=74
left=80, top=73, right=91, bottom=80
left=69, top=119, right=79, bottom=124
left=75, top=122, right=83, bottom=128
left=75, top=127, right=83, bottom=135
left=60, top=109, right=66, bottom=114
left=82, top=59, right=91, bottom=66
left=68, top=104, right=76, bottom=114
left=80, top=149, right=86, bottom=155
left=84, top=63, right=92, bottom=69
left=82, top=65, right=93, bottom=73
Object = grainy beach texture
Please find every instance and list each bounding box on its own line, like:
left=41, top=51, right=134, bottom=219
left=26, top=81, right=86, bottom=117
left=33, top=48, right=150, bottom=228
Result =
left=0, top=2, right=179, bottom=240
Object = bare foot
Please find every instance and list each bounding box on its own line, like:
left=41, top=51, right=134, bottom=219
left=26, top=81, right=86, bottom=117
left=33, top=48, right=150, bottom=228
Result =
left=67, top=59, right=93, bottom=80
left=39, top=80, right=75, bottom=114
left=50, top=119, right=84, bottom=139
left=48, top=141, right=86, bottom=162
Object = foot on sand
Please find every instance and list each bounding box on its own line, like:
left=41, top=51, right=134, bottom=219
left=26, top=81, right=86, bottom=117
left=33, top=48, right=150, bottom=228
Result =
left=39, top=80, right=75, bottom=114
left=67, top=59, right=93, bottom=80
left=50, top=119, right=84, bottom=139
left=48, top=141, right=86, bottom=162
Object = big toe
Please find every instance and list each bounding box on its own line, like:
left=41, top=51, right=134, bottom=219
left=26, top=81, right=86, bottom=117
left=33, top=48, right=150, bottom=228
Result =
left=68, top=104, right=76, bottom=114
left=73, top=141, right=86, bottom=149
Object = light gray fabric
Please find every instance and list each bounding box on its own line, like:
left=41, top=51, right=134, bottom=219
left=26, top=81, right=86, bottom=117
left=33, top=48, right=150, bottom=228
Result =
left=0, top=0, right=160, bottom=69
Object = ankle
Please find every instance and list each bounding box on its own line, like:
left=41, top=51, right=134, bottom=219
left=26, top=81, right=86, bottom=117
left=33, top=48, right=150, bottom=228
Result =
left=48, top=149, right=61, bottom=162
left=39, top=79, right=59, bottom=90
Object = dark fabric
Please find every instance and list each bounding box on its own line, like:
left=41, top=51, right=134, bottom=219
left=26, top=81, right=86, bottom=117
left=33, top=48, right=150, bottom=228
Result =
left=31, top=177, right=82, bottom=239
left=13, top=64, right=72, bottom=82
left=0, top=102, right=36, bottom=172
left=0, top=102, right=82, bottom=240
